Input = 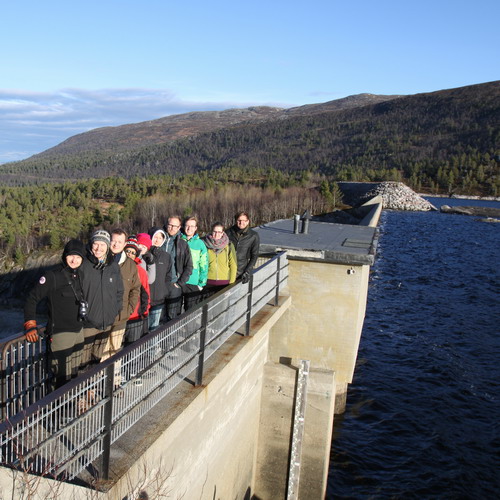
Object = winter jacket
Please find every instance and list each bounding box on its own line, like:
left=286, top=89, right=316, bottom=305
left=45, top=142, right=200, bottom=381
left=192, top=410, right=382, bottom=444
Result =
left=129, top=258, right=151, bottom=321
left=181, top=233, right=208, bottom=288
left=226, top=225, right=260, bottom=277
left=24, top=265, right=85, bottom=335
left=114, top=252, right=141, bottom=327
left=159, top=231, right=193, bottom=286
left=148, top=245, right=172, bottom=306
left=80, top=250, right=124, bottom=330
left=205, top=243, right=237, bottom=286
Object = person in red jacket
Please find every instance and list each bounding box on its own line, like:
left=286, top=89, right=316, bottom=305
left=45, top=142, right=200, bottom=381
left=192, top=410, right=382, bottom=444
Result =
left=124, top=237, right=151, bottom=344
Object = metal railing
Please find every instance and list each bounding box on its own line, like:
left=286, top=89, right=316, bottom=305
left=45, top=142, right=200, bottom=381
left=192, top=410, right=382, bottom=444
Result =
left=0, top=252, right=288, bottom=483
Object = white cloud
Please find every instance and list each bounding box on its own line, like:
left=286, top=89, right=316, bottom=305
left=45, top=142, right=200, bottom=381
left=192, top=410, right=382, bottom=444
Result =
left=0, top=88, right=256, bottom=164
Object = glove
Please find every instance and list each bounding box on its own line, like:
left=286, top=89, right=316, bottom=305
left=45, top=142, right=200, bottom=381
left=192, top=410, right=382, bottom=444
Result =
left=241, top=272, right=250, bottom=284
left=24, top=320, right=39, bottom=343
left=142, top=251, right=154, bottom=265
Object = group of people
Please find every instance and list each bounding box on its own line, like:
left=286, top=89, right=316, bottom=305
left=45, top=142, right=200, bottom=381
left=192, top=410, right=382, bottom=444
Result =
left=23, top=212, right=260, bottom=391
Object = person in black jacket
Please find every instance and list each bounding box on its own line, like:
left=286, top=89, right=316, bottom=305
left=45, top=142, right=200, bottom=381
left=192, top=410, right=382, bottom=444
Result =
left=159, top=216, right=193, bottom=321
left=80, top=229, right=124, bottom=366
left=226, top=211, right=260, bottom=283
left=24, top=239, right=87, bottom=391
left=146, top=228, right=172, bottom=330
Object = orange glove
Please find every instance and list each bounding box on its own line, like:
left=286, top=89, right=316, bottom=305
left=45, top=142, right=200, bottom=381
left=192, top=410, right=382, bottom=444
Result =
left=24, top=320, right=39, bottom=342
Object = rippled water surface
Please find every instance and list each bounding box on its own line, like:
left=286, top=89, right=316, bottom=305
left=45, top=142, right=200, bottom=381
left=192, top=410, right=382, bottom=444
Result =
left=328, top=198, right=500, bottom=499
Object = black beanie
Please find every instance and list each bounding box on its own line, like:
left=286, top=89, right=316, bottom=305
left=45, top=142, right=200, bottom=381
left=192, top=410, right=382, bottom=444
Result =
left=62, top=239, right=86, bottom=261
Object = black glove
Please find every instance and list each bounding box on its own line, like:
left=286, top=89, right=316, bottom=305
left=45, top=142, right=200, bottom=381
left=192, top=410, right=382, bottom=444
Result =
left=241, top=271, right=250, bottom=284
left=142, top=251, right=154, bottom=265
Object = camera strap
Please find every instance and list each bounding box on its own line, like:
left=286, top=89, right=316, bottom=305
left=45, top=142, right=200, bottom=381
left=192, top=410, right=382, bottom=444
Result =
left=67, top=272, right=85, bottom=303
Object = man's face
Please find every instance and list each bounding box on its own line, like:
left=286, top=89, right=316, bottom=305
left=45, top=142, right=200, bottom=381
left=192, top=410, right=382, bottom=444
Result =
left=92, top=241, right=108, bottom=260
left=110, top=233, right=126, bottom=255
left=152, top=232, right=165, bottom=247
left=66, top=254, right=83, bottom=269
left=184, top=220, right=197, bottom=239
left=236, top=215, right=250, bottom=230
left=167, top=217, right=181, bottom=237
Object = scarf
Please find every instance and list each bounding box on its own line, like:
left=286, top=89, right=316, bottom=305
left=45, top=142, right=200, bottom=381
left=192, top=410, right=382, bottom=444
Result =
left=204, top=232, right=229, bottom=254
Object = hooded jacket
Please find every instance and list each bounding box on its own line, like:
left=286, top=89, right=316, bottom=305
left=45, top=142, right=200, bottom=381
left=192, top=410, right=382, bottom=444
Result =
left=148, top=227, right=173, bottom=306
left=24, top=240, right=86, bottom=335
left=81, top=246, right=124, bottom=330
left=158, top=228, right=193, bottom=286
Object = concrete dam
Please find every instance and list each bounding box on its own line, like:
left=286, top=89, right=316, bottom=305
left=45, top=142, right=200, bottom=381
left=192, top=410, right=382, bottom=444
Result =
left=0, top=197, right=382, bottom=499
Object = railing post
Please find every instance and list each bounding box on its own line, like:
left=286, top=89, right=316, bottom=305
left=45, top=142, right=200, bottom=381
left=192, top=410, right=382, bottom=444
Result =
left=101, top=362, right=115, bottom=480
left=245, top=274, right=254, bottom=336
left=274, top=254, right=281, bottom=306
left=196, top=303, right=208, bottom=386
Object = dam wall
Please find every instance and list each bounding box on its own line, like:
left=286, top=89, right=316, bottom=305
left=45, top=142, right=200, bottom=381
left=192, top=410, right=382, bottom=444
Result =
left=1, top=201, right=382, bottom=499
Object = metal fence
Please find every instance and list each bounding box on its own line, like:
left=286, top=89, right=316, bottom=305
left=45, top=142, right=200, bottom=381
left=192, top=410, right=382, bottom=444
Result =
left=0, top=252, right=288, bottom=483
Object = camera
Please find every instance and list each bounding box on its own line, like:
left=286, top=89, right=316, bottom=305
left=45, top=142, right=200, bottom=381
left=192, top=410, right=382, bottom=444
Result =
left=78, top=300, right=89, bottom=321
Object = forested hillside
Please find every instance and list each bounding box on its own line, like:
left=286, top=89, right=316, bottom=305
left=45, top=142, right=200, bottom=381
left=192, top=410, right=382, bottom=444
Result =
left=2, top=81, right=498, bottom=196
left=0, top=169, right=341, bottom=267
left=0, top=81, right=498, bottom=267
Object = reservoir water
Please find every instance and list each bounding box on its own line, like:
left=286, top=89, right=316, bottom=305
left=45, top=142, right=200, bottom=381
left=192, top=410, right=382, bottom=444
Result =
left=1, top=198, right=498, bottom=497
left=327, top=197, right=500, bottom=499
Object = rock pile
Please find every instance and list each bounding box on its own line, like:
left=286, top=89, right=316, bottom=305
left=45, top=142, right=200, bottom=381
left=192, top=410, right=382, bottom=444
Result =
left=361, top=182, right=436, bottom=211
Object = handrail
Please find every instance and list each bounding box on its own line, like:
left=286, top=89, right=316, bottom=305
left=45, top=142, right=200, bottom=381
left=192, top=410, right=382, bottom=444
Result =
left=0, top=330, right=50, bottom=420
left=0, top=251, right=288, bottom=483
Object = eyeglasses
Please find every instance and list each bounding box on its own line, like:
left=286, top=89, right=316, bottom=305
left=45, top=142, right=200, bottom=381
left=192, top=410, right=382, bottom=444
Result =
left=125, top=249, right=137, bottom=256
left=167, top=224, right=180, bottom=229
left=237, top=219, right=249, bottom=223
left=212, top=231, right=224, bottom=234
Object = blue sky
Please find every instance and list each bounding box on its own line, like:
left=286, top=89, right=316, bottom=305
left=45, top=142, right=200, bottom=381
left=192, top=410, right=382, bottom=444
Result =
left=1, top=0, right=498, bottom=164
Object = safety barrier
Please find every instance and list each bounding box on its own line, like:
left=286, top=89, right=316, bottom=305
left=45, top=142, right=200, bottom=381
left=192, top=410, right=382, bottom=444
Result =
left=0, top=252, right=288, bottom=482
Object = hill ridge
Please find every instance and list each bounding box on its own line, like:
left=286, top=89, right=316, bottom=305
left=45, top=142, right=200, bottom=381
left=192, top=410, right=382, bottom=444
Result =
left=30, top=93, right=401, bottom=159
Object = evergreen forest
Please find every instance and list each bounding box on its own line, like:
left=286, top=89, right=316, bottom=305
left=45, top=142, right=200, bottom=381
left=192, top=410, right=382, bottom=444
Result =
left=0, top=169, right=341, bottom=267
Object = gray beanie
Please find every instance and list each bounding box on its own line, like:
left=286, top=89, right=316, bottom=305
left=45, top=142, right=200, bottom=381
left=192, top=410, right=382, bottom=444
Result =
left=91, top=229, right=111, bottom=247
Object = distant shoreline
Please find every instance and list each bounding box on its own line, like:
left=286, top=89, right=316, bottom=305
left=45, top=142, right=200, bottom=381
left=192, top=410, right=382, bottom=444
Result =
left=419, top=193, right=500, bottom=202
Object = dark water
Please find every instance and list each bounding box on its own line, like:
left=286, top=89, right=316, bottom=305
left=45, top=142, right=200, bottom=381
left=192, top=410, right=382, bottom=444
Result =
left=327, top=198, right=500, bottom=499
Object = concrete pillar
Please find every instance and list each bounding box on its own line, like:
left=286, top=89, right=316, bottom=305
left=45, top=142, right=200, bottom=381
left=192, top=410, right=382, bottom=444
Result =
left=268, top=259, right=370, bottom=413
left=253, top=361, right=336, bottom=500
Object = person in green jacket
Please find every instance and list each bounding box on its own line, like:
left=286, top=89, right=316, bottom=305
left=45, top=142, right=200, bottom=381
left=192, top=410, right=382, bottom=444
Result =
left=181, top=216, right=208, bottom=311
